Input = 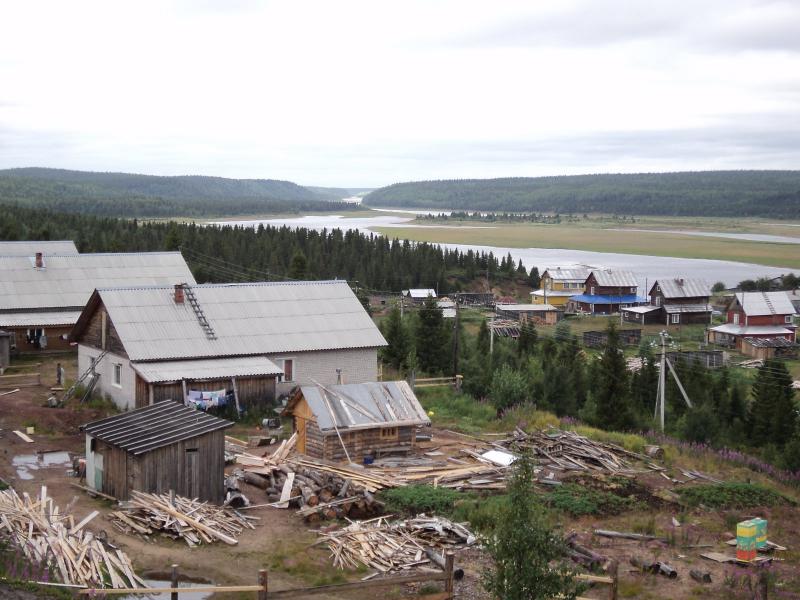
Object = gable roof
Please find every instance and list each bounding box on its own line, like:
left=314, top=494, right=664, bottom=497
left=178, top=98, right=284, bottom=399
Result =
left=735, top=291, right=796, bottom=316
left=404, top=289, right=436, bottom=299
left=0, top=252, right=196, bottom=312
left=83, top=401, right=231, bottom=455
left=288, top=380, right=430, bottom=431
left=542, top=267, right=590, bottom=282
left=651, top=278, right=711, bottom=299
left=0, top=240, right=79, bottom=256
left=72, top=280, right=387, bottom=361
left=589, top=270, right=638, bottom=287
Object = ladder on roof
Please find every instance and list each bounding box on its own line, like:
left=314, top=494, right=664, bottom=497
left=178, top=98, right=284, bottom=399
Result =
left=183, top=284, right=217, bottom=340
left=61, top=349, right=108, bottom=405
left=762, top=292, right=776, bottom=314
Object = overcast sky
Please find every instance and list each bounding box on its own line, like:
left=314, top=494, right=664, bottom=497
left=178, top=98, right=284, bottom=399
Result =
left=1, top=0, right=799, bottom=186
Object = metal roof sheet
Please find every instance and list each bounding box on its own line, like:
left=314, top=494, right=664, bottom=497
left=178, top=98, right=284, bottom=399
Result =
left=623, top=305, right=662, bottom=314
left=570, top=294, right=646, bottom=304
left=742, top=336, right=797, bottom=348
left=0, top=241, right=79, bottom=256
left=735, top=291, right=797, bottom=316
left=0, top=310, right=83, bottom=327
left=132, top=356, right=283, bottom=384
left=664, top=303, right=713, bottom=314
left=590, top=270, right=638, bottom=287
left=530, top=289, right=575, bottom=297
left=496, top=304, right=558, bottom=312
left=652, top=278, right=711, bottom=299
left=542, top=267, right=590, bottom=282
left=710, top=324, right=793, bottom=336
left=83, top=401, right=231, bottom=455
left=405, top=289, right=436, bottom=299
left=0, top=252, right=195, bottom=312
left=293, top=380, right=430, bottom=431
left=86, top=280, right=387, bottom=361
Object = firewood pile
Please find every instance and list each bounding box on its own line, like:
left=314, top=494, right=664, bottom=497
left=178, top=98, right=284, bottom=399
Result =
left=319, top=515, right=475, bottom=573
left=108, top=490, right=254, bottom=546
left=0, top=486, right=144, bottom=589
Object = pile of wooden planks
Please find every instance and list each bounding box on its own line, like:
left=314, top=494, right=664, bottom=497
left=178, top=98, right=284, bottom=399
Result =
left=320, top=515, right=475, bottom=573
left=0, top=486, right=144, bottom=589
left=108, top=490, right=254, bottom=546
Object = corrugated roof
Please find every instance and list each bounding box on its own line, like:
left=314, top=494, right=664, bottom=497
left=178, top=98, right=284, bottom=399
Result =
left=496, top=304, right=558, bottom=312
left=590, top=270, right=638, bottom=287
left=0, top=252, right=195, bottom=312
left=736, top=292, right=797, bottom=316
left=531, top=289, right=574, bottom=297
left=0, top=240, right=79, bottom=256
left=83, top=401, right=231, bottom=455
left=0, top=310, right=83, bottom=327
left=570, top=294, right=646, bottom=304
left=710, top=324, right=793, bottom=336
left=542, top=267, right=590, bottom=282
left=291, top=380, right=430, bottom=431
left=132, top=356, right=283, bottom=384
left=652, top=278, right=711, bottom=299
left=664, top=303, right=713, bottom=314
left=623, top=306, right=662, bottom=314
left=78, top=280, right=387, bottom=361
left=405, top=289, right=436, bottom=299
left=742, top=337, right=797, bottom=348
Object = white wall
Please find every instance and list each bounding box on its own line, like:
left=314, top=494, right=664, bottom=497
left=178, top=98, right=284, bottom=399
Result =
left=267, top=347, right=379, bottom=396
left=77, top=344, right=137, bottom=410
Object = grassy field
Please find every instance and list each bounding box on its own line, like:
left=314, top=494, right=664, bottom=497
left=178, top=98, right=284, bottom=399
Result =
left=372, top=220, right=800, bottom=268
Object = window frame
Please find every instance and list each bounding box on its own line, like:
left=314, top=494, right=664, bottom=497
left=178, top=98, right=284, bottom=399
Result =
left=671, top=313, right=680, bottom=324
left=380, top=426, right=398, bottom=440
left=112, top=363, right=122, bottom=388
left=278, top=358, right=296, bottom=382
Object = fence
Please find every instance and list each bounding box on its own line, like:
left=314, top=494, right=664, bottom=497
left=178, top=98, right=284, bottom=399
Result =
left=0, top=372, right=41, bottom=388
left=575, top=561, right=618, bottom=600
left=77, top=556, right=457, bottom=598
left=413, top=375, right=463, bottom=390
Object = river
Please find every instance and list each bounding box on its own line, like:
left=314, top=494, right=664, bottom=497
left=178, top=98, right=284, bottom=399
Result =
left=214, top=213, right=794, bottom=288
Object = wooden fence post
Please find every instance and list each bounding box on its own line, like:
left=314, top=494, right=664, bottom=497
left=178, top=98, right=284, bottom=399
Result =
left=170, top=564, right=179, bottom=600
left=444, top=552, right=455, bottom=598
left=608, top=559, right=618, bottom=600
left=258, top=568, right=268, bottom=600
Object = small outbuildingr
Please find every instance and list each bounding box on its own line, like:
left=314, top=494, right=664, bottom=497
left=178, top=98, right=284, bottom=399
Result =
left=283, top=381, right=430, bottom=461
left=83, top=402, right=232, bottom=503
left=495, top=303, right=561, bottom=325
left=741, top=337, right=798, bottom=361
left=622, top=305, right=662, bottom=325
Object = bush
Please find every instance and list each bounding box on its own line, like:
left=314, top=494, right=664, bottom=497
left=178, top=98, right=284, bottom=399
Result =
left=416, top=387, right=495, bottom=433
left=678, top=483, right=789, bottom=509
left=379, top=485, right=466, bottom=516
left=546, top=484, right=640, bottom=516
left=452, top=495, right=510, bottom=534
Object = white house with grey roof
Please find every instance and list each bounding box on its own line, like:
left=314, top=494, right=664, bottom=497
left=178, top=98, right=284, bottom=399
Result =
left=0, top=251, right=195, bottom=353
left=69, top=280, right=387, bottom=410
left=0, top=240, right=79, bottom=256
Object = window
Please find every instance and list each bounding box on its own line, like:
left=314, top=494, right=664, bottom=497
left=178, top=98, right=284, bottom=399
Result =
left=671, top=314, right=680, bottom=324
left=786, top=315, right=793, bottom=323
left=630, top=287, right=635, bottom=293
left=733, top=313, right=740, bottom=325
left=101, top=311, right=108, bottom=349
left=590, top=286, right=596, bottom=295
left=380, top=427, right=398, bottom=440
left=113, top=363, right=122, bottom=387
left=280, top=358, right=294, bottom=382
left=655, top=296, right=662, bottom=306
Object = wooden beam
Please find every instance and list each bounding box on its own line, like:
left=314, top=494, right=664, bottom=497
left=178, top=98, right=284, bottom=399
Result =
left=78, top=585, right=263, bottom=595
left=13, top=430, right=34, bottom=443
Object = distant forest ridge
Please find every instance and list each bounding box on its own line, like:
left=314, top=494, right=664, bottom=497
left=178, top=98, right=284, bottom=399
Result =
left=364, top=171, right=800, bottom=218
left=0, top=167, right=359, bottom=218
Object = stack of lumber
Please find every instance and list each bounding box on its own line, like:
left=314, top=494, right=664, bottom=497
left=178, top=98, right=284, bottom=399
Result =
left=235, top=433, right=297, bottom=474
left=320, top=515, right=475, bottom=573
left=0, top=486, right=144, bottom=589
left=108, top=490, right=254, bottom=546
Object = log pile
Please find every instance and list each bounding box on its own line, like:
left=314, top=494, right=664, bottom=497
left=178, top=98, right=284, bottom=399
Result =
left=0, top=486, right=144, bottom=589
left=108, top=490, right=254, bottom=546
left=319, top=515, right=475, bottom=573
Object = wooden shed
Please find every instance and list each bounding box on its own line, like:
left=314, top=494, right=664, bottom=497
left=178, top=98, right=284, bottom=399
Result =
left=741, top=337, right=798, bottom=361
left=283, top=381, right=430, bottom=462
left=82, top=402, right=232, bottom=503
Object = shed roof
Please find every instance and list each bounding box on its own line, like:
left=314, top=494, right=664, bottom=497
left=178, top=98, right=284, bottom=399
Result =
left=651, top=278, right=711, bottom=299
left=709, top=324, right=793, bottom=336
left=742, top=337, right=797, bottom=348
left=0, top=252, right=195, bottom=312
left=288, top=380, right=430, bottom=432
left=622, top=305, right=662, bottom=314
left=0, top=310, right=83, bottom=328
left=664, top=303, right=713, bottom=314
left=83, top=401, right=231, bottom=455
left=496, top=303, right=558, bottom=312
left=404, top=289, right=436, bottom=299
left=735, top=292, right=796, bottom=316
left=570, top=294, right=646, bottom=304
left=589, top=270, right=638, bottom=287
left=542, top=267, right=590, bottom=282
left=0, top=240, right=79, bottom=256
left=72, top=280, right=387, bottom=362
left=133, top=356, right=283, bottom=384
left=531, top=289, right=575, bottom=298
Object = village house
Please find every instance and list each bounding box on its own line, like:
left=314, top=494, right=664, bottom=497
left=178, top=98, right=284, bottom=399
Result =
left=283, top=380, right=430, bottom=461
left=83, top=402, right=231, bottom=502
left=0, top=240, right=79, bottom=256
left=531, top=267, right=589, bottom=308
left=437, top=298, right=457, bottom=318
left=402, top=288, right=437, bottom=304
left=495, top=303, right=561, bottom=325
left=623, top=278, right=712, bottom=325
left=567, top=270, right=646, bottom=315
left=707, top=291, right=797, bottom=350
left=0, top=251, right=195, bottom=353
left=69, top=280, right=387, bottom=411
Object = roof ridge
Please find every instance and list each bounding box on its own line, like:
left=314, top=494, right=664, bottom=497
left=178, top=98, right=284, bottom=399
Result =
left=96, top=279, right=347, bottom=292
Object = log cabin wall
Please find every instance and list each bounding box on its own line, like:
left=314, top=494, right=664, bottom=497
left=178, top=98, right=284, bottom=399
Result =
left=134, top=375, right=277, bottom=408
left=78, top=305, right=127, bottom=358
left=320, top=425, right=416, bottom=462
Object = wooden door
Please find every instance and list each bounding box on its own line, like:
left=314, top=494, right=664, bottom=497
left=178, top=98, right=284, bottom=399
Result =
left=186, top=449, right=199, bottom=498
left=94, top=453, right=104, bottom=492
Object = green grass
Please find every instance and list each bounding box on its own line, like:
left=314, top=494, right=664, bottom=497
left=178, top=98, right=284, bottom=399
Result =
left=677, top=483, right=790, bottom=509
left=416, top=387, right=495, bottom=433
left=379, top=485, right=467, bottom=516
left=546, top=483, right=642, bottom=516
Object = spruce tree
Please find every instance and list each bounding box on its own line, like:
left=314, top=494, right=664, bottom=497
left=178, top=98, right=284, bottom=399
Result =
left=592, top=323, right=635, bottom=431
left=749, top=359, right=796, bottom=447
left=415, top=295, right=447, bottom=373
left=381, top=307, right=409, bottom=370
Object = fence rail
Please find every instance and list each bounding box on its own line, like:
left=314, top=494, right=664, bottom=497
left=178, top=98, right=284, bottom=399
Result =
left=0, top=372, right=41, bottom=388
left=413, top=375, right=463, bottom=390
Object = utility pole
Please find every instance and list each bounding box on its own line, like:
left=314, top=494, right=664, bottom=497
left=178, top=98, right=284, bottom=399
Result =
left=489, top=312, right=495, bottom=355
left=655, top=330, right=693, bottom=431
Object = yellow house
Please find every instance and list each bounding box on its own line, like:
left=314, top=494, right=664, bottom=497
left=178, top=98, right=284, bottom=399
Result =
left=531, top=267, right=590, bottom=307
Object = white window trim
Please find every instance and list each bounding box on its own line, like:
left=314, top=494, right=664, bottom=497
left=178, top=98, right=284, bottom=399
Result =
left=112, top=363, right=122, bottom=388
left=786, top=315, right=793, bottom=323
left=278, top=357, right=296, bottom=382
left=671, top=314, right=680, bottom=324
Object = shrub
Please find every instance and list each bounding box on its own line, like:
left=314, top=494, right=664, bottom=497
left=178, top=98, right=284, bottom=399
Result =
left=678, top=483, right=789, bottom=509
left=546, top=484, right=640, bottom=516
left=452, top=495, right=510, bottom=534
left=379, top=485, right=465, bottom=516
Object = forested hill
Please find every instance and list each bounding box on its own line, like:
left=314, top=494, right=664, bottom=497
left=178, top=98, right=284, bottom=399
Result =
left=0, top=167, right=359, bottom=218
left=364, top=171, right=800, bottom=218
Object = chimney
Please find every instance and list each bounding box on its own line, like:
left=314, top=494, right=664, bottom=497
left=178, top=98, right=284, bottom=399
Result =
left=678, top=278, right=684, bottom=286
left=34, top=252, right=43, bottom=269
left=174, top=283, right=185, bottom=304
